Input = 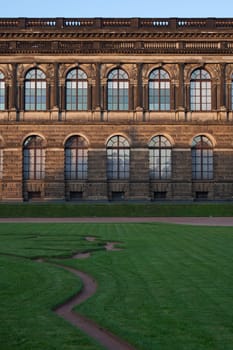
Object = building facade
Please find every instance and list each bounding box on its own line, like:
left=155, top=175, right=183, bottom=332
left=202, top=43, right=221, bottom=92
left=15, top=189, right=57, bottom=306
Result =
left=0, top=17, right=233, bottom=201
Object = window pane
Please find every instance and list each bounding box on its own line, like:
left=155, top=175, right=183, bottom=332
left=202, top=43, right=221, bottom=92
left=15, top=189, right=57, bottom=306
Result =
left=107, top=69, right=129, bottom=110
left=24, top=69, right=47, bottom=110
left=66, top=69, right=88, bottom=110
left=149, top=69, right=170, bottom=111
left=65, top=136, right=88, bottom=180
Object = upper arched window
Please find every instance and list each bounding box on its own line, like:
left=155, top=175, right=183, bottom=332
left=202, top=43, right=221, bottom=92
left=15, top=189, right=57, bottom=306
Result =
left=65, top=135, right=88, bottom=180
left=107, top=135, right=130, bottom=179
left=66, top=69, right=88, bottom=110
left=149, top=135, right=172, bottom=179
left=23, top=135, right=45, bottom=180
left=107, top=69, right=129, bottom=111
left=191, top=135, right=213, bottom=180
left=25, top=69, right=47, bottom=111
left=0, top=71, right=6, bottom=110
left=190, top=69, right=211, bottom=111
left=149, top=69, right=170, bottom=111
left=231, top=74, right=233, bottom=110
left=0, top=139, right=3, bottom=179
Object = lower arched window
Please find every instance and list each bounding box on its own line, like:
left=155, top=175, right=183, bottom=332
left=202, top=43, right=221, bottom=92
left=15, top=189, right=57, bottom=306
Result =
left=149, top=135, right=172, bottom=179
left=0, top=145, right=3, bottom=179
left=23, top=135, right=45, bottom=180
left=107, top=135, right=130, bottom=179
left=65, top=136, right=88, bottom=180
left=191, top=135, right=213, bottom=180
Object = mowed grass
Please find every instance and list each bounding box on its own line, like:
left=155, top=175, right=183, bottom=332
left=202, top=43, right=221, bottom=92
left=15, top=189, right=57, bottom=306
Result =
left=1, top=202, right=233, bottom=217
left=0, top=223, right=233, bottom=350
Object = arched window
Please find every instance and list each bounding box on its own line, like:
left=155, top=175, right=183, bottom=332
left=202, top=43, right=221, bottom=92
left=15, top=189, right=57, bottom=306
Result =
left=0, top=140, right=3, bottom=179
left=0, top=71, right=5, bottom=110
left=149, top=69, right=170, bottom=110
left=66, top=69, right=88, bottom=110
left=107, top=135, right=130, bottom=179
left=25, top=69, right=47, bottom=110
left=191, top=135, right=213, bottom=180
left=149, top=135, right=172, bottom=179
left=23, top=136, right=45, bottom=180
left=65, top=136, right=88, bottom=180
left=190, top=69, right=211, bottom=111
left=231, top=74, right=233, bottom=110
left=107, top=69, right=129, bottom=110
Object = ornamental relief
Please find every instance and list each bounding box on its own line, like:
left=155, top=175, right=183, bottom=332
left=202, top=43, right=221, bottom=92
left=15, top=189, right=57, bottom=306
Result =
left=225, top=64, right=233, bottom=82
left=0, top=64, right=12, bottom=80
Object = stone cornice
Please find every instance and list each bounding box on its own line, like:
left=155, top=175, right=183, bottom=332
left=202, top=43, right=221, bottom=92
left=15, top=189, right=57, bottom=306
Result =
left=0, top=17, right=233, bottom=55
left=0, top=40, right=232, bottom=55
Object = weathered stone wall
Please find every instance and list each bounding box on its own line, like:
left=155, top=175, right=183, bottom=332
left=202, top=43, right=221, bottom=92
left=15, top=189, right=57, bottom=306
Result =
left=0, top=122, right=233, bottom=201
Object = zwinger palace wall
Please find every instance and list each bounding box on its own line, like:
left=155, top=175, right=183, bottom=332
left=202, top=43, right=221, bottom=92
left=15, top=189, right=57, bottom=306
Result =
left=0, top=17, right=233, bottom=201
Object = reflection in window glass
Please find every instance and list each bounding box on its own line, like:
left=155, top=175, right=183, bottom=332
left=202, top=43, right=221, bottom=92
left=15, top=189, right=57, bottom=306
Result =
left=65, top=136, right=88, bottom=180
left=107, top=69, right=129, bottom=110
left=190, top=69, right=211, bottom=111
left=107, top=135, right=130, bottom=179
left=149, top=69, right=170, bottom=111
left=66, top=69, right=88, bottom=110
left=231, top=74, right=233, bottom=110
left=191, top=135, right=213, bottom=180
left=0, top=148, right=2, bottom=179
left=149, top=135, right=172, bottom=179
left=25, top=69, right=46, bottom=111
left=23, top=136, right=45, bottom=180
left=0, top=71, right=5, bottom=110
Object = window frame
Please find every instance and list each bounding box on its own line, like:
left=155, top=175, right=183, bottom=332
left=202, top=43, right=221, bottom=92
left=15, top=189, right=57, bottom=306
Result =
left=0, top=71, right=6, bottom=110
left=190, top=69, right=212, bottom=111
left=65, top=135, right=88, bottom=180
left=107, top=135, right=130, bottom=180
left=24, top=68, right=47, bottom=111
left=23, top=136, right=45, bottom=180
left=148, top=69, right=171, bottom=111
left=191, top=135, right=213, bottom=180
left=107, top=69, right=129, bottom=111
left=65, top=68, right=88, bottom=111
left=149, top=135, right=172, bottom=180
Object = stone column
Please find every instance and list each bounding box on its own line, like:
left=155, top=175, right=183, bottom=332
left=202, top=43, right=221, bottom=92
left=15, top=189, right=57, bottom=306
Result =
left=177, top=63, right=185, bottom=109
left=94, top=63, right=101, bottom=108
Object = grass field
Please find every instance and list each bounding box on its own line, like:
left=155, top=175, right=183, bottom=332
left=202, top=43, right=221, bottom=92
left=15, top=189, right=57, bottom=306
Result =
left=1, top=202, right=233, bottom=217
left=0, top=222, right=233, bottom=350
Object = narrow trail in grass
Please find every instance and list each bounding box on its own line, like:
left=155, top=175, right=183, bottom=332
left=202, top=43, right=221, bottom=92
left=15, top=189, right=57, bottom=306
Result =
left=0, top=240, right=136, bottom=350
left=53, top=263, right=136, bottom=350
left=52, top=240, right=136, bottom=350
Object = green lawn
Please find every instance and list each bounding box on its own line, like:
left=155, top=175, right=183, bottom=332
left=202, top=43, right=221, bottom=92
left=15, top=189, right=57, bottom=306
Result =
left=0, top=202, right=233, bottom=217
left=1, top=223, right=233, bottom=350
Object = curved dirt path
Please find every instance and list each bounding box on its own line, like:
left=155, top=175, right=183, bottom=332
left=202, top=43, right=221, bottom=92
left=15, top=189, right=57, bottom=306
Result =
left=54, top=264, right=136, bottom=350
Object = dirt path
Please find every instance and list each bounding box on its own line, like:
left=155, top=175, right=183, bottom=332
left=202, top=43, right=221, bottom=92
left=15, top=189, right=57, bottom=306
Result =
left=0, top=217, right=233, bottom=225
left=54, top=264, right=136, bottom=350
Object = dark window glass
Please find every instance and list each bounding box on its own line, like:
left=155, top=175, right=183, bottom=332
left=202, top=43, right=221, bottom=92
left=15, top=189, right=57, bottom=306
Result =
left=107, top=69, right=129, bottom=110
left=65, top=136, right=88, bottom=180
left=66, top=69, right=88, bottom=110
left=0, top=147, right=2, bottom=179
left=107, top=135, right=130, bottom=179
left=190, top=69, right=211, bottom=111
left=0, top=71, right=5, bottom=110
left=149, top=135, right=172, bottom=179
left=149, top=69, right=170, bottom=111
left=191, top=135, right=213, bottom=180
left=23, top=136, right=45, bottom=180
